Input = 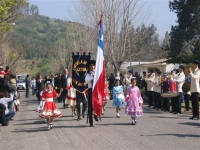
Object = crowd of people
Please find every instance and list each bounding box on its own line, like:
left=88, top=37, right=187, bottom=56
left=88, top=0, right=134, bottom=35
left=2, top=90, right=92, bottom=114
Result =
left=0, top=66, right=20, bottom=126
left=1, top=59, right=199, bottom=130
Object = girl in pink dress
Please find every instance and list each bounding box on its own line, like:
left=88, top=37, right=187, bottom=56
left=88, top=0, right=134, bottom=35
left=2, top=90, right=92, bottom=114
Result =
left=40, top=83, right=62, bottom=131
left=125, top=77, right=143, bottom=125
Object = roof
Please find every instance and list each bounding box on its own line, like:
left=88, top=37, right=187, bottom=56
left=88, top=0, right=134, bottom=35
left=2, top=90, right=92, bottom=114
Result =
left=143, top=58, right=168, bottom=65
left=129, top=58, right=168, bottom=67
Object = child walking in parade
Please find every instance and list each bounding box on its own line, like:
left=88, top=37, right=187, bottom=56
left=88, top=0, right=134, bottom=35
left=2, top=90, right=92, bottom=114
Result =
left=102, top=77, right=109, bottom=115
left=125, top=77, right=143, bottom=125
left=40, top=83, right=62, bottom=131
left=112, top=79, right=126, bottom=118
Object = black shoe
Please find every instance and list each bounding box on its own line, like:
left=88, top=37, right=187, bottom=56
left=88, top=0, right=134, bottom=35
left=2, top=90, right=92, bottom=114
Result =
left=82, top=114, right=85, bottom=118
left=63, top=104, right=66, bottom=109
left=197, top=116, right=199, bottom=120
left=131, top=121, right=136, bottom=125
left=116, top=115, right=120, bottom=118
left=148, top=105, right=151, bottom=107
left=77, top=116, right=81, bottom=121
left=94, top=115, right=98, bottom=122
left=119, top=107, right=121, bottom=111
left=2, top=123, right=9, bottom=126
left=189, top=116, right=195, bottom=120
left=90, top=124, right=94, bottom=127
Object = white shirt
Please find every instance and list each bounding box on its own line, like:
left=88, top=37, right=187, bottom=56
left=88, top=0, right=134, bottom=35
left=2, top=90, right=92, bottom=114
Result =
left=172, top=71, right=185, bottom=92
left=0, top=95, right=14, bottom=114
left=31, top=79, right=36, bottom=87
left=189, top=67, right=200, bottom=93
left=85, top=71, right=94, bottom=88
left=153, top=75, right=161, bottom=93
left=145, top=73, right=155, bottom=91
left=125, top=75, right=133, bottom=87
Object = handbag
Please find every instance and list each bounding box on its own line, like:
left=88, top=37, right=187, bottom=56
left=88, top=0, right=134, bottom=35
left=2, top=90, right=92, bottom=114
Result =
left=0, top=103, right=6, bottom=110
left=116, top=93, right=125, bottom=99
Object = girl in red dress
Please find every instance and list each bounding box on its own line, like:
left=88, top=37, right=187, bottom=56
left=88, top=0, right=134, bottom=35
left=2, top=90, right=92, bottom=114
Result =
left=102, top=78, right=109, bottom=115
left=40, top=83, right=62, bottom=131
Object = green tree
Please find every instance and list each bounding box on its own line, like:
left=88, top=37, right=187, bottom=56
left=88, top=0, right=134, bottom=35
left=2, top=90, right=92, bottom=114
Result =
left=0, top=0, right=28, bottom=33
left=168, top=0, right=200, bottom=63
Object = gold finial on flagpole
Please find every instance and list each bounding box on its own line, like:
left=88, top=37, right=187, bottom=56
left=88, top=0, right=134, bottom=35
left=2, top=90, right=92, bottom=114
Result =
left=80, top=46, right=83, bottom=55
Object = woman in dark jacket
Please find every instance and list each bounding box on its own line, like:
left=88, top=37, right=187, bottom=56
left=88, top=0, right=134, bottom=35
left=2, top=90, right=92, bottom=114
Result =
left=108, top=73, right=115, bottom=100
left=0, top=75, right=13, bottom=109
left=0, top=75, right=12, bottom=97
left=35, top=73, right=43, bottom=103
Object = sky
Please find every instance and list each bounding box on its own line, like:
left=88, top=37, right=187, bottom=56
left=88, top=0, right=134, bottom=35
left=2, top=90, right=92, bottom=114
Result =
left=28, top=0, right=177, bottom=37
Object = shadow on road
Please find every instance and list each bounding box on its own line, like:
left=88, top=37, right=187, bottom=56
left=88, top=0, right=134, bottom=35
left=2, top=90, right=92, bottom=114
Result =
left=96, top=123, right=132, bottom=126
left=178, top=122, right=200, bottom=127
left=148, top=116, right=189, bottom=119
left=141, top=133, right=200, bottom=138
left=12, top=125, right=87, bottom=133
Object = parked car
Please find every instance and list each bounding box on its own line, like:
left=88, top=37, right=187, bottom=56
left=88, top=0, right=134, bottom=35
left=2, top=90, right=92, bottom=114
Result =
left=17, top=78, right=26, bottom=90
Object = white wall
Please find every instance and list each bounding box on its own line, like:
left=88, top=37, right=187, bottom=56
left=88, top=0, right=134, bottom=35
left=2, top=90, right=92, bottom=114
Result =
left=165, top=63, right=180, bottom=73
left=130, top=63, right=181, bottom=75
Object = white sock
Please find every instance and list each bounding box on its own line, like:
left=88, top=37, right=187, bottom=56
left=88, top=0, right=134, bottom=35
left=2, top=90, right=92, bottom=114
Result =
left=117, top=113, right=120, bottom=116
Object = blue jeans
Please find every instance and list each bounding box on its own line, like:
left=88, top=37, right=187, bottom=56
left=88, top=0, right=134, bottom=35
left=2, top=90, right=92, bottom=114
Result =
left=179, top=92, right=184, bottom=103
left=6, top=111, right=15, bottom=121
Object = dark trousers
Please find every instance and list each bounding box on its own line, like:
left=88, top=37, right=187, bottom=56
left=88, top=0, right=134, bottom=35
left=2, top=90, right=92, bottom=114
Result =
left=191, top=92, right=199, bottom=117
left=26, top=86, right=29, bottom=97
left=171, top=97, right=176, bottom=112
left=87, top=89, right=93, bottom=126
left=173, top=94, right=181, bottom=113
left=0, top=109, right=6, bottom=124
left=148, top=91, right=154, bottom=106
left=36, top=91, right=41, bottom=104
left=32, top=86, right=35, bottom=95
left=56, top=89, right=62, bottom=102
left=163, top=98, right=169, bottom=111
left=76, top=91, right=87, bottom=118
left=155, top=92, right=161, bottom=109
left=184, top=94, right=190, bottom=110
left=176, top=93, right=181, bottom=113
left=61, top=90, right=67, bottom=104
left=109, top=87, right=113, bottom=100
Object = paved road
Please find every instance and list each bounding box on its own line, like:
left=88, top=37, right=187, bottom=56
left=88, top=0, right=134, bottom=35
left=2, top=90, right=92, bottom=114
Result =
left=0, top=92, right=200, bottom=150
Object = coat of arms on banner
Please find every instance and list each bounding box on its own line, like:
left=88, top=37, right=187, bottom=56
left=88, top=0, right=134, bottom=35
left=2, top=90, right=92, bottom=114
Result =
left=72, top=52, right=91, bottom=93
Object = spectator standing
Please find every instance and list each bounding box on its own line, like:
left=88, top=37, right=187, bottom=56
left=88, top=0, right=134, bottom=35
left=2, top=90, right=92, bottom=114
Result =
left=25, top=75, right=31, bottom=98
left=31, top=77, right=36, bottom=95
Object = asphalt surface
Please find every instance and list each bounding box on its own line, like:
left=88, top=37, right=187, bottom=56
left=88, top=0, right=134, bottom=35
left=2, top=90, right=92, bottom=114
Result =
left=0, top=92, right=200, bottom=150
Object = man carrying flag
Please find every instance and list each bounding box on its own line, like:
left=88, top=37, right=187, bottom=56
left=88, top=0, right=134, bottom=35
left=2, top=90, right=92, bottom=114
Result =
left=85, top=14, right=105, bottom=127
left=85, top=60, right=97, bottom=127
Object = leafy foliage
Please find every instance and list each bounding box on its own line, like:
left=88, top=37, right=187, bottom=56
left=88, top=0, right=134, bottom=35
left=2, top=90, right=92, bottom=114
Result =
left=168, top=0, right=200, bottom=63
left=0, top=0, right=27, bottom=33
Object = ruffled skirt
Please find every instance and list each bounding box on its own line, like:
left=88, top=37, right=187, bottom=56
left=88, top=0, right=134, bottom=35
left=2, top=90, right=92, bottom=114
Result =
left=125, top=99, right=143, bottom=117
left=40, top=101, right=62, bottom=119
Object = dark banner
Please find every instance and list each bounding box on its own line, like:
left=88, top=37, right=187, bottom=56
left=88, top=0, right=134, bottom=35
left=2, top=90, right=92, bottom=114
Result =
left=72, top=52, right=91, bottom=93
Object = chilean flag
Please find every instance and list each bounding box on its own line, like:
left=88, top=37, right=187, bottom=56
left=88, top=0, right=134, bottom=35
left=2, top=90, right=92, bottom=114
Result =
left=92, top=18, right=105, bottom=117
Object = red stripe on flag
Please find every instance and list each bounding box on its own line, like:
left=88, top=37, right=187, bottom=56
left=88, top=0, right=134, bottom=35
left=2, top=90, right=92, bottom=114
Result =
left=92, top=61, right=105, bottom=116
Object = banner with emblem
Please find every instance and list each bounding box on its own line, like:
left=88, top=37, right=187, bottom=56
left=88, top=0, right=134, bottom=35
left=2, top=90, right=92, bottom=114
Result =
left=72, top=52, right=91, bottom=93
